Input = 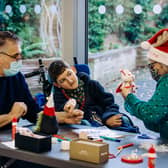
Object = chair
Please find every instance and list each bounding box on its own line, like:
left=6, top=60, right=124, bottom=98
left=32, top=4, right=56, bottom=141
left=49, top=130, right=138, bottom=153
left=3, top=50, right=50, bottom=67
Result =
left=74, top=64, right=90, bottom=76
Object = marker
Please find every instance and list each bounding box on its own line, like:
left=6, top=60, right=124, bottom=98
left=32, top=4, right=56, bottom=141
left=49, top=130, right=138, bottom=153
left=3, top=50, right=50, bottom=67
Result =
left=53, top=134, right=72, bottom=141
left=100, top=136, right=121, bottom=142
left=137, top=134, right=153, bottom=139
left=53, top=134, right=67, bottom=140
left=117, top=143, right=134, bottom=150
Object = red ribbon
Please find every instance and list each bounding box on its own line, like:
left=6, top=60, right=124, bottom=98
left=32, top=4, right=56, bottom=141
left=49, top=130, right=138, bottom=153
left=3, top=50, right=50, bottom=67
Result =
left=43, top=105, right=55, bottom=116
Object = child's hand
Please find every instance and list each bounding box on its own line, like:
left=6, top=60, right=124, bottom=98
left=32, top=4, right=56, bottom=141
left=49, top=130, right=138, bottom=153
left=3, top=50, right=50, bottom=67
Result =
left=64, top=98, right=76, bottom=113
left=63, top=109, right=84, bottom=124
left=105, top=114, right=123, bottom=127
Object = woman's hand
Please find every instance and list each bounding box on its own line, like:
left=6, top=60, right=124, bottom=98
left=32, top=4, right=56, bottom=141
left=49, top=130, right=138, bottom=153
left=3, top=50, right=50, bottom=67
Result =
left=120, top=82, right=133, bottom=99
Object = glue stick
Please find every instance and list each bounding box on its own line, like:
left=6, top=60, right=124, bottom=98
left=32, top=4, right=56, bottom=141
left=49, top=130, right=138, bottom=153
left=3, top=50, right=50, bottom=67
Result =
left=148, top=145, right=156, bottom=168
left=12, top=117, right=17, bottom=140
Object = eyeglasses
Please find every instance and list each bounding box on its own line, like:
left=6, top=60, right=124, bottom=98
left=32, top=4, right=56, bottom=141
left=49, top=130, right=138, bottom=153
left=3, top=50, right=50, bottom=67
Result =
left=147, top=62, right=157, bottom=68
left=0, top=51, right=22, bottom=60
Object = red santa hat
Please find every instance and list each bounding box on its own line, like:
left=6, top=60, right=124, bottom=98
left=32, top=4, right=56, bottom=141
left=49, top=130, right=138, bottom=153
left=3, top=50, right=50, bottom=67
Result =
left=43, top=95, right=55, bottom=117
left=141, top=28, right=168, bottom=66
left=35, top=93, right=58, bottom=134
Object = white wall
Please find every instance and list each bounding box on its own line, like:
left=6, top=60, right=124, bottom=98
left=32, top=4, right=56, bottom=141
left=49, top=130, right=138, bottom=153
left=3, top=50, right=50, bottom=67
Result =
left=89, top=47, right=137, bottom=85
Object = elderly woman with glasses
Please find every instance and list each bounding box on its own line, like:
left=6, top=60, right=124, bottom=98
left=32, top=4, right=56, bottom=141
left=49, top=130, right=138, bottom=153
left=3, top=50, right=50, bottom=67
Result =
left=120, top=28, right=168, bottom=139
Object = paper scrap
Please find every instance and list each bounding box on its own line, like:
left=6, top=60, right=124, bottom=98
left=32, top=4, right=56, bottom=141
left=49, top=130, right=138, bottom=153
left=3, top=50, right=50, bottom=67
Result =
left=1, top=140, right=16, bottom=149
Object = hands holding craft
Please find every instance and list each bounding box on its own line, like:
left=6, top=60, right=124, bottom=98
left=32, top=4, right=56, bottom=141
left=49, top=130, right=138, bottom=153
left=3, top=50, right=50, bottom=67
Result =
left=116, top=69, right=137, bottom=98
left=63, top=98, right=84, bottom=124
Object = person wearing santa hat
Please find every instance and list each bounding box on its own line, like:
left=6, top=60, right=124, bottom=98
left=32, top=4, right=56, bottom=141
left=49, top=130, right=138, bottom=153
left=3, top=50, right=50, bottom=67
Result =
left=120, top=28, right=168, bottom=139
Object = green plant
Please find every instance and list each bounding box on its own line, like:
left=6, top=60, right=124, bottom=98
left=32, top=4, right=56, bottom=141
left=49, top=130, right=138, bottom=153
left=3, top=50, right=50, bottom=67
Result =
left=113, top=43, right=120, bottom=49
left=123, top=0, right=153, bottom=44
left=18, top=25, right=47, bottom=59
left=22, top=42, right=46, bottom=59
left=0, top=0, right=43, bottom=59
left=88, top=0, right=107, bottom=52
left=0, top=0, right=8, bottom=30
left=4, top=0, right=40, bottom=32
left=88, top=0, right=168, bottom=52
left=155, top=4, right=168, bottom=28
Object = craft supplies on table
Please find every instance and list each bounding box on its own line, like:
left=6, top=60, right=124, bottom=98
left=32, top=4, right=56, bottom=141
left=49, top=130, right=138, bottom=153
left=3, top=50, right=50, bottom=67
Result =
left=12, top=117, right=17, bottom=140
left=15, top=133, right=51, bottom=153
left=72, top=126, right=135, bottom=141
left=100, top=136, right=121, bottom=142
left=121, top=155, right=143, bottom=164
left=53, top=134, right=72, bottom=142
left=115, top=143, right=134, bottom=157
left=61, top=140, right=70, bottom=150
left=121, top=150, right=143, bottom=164
left=70, top=139, right=109, bottom=164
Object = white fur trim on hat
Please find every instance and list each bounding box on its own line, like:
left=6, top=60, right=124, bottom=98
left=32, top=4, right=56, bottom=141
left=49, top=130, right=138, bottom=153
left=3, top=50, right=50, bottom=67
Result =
left=141, top=41, right=151, bottom=50
left=147, top=46, right=168, bottom=66
left=148, top=153, right=157, bottom=158
left=142, top=153, right=157, bottom=158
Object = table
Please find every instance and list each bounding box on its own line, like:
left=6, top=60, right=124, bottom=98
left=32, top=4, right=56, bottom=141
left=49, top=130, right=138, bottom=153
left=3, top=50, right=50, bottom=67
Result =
left=0, top=124, right=168, bottom=168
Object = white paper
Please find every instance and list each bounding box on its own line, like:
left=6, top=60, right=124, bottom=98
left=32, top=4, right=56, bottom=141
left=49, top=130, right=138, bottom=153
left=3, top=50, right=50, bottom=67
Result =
left=1, top=140, right=16, bottom=149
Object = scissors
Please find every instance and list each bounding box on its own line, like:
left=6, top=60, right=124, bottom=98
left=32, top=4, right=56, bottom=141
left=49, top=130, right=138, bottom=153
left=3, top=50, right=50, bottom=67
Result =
left=109, top=143, right=134, bottom=159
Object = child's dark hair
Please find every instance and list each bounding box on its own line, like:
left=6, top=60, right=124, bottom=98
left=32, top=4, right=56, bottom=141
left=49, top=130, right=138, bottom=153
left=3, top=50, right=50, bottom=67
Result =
left=0, top=31, right=20, bottom=46
left=48, top=60, right=70, bottom=83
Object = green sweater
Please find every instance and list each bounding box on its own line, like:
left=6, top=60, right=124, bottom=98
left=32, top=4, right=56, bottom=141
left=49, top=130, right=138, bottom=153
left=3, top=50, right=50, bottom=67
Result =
left=124, top=74, right=168, bottom=139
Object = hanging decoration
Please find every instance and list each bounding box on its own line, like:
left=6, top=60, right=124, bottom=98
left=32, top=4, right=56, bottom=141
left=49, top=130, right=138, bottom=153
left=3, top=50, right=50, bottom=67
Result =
left=153, top=4, right=162, bottom=14
left=19, top=4, right=26, bottom=14
left=34, top=4, right=41, bottom=14
left=134, top=4, right=142, bottom=14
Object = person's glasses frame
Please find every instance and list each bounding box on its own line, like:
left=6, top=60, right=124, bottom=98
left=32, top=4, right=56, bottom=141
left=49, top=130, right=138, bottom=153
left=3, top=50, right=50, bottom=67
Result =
left=0, top=51, right=22, bottom=60
left=147, top=62, right=157, bottom=68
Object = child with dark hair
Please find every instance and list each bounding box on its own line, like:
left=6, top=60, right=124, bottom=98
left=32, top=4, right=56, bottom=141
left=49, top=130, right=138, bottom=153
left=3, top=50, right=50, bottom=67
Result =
left=48, top=60, right=139, bottom=132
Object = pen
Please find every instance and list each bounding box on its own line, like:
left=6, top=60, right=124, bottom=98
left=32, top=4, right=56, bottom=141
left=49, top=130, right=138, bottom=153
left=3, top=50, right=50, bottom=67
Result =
left=53, top=134, right=72, bottom=141
left=100, top=136, right=121, bottom=142
left=54, top=137, right=64, bottom=142
left=53, top=134, right=66, bottom=140
left=137, top=134, right=153, bottom=139
left=117, top=143, right=134, bottom=150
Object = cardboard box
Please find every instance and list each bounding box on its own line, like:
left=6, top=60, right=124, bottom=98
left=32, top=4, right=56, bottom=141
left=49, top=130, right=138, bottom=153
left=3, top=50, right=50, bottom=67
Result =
left=15, top=133, right=51, bottom=153
left=70, top=139, right=109, bottom=164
